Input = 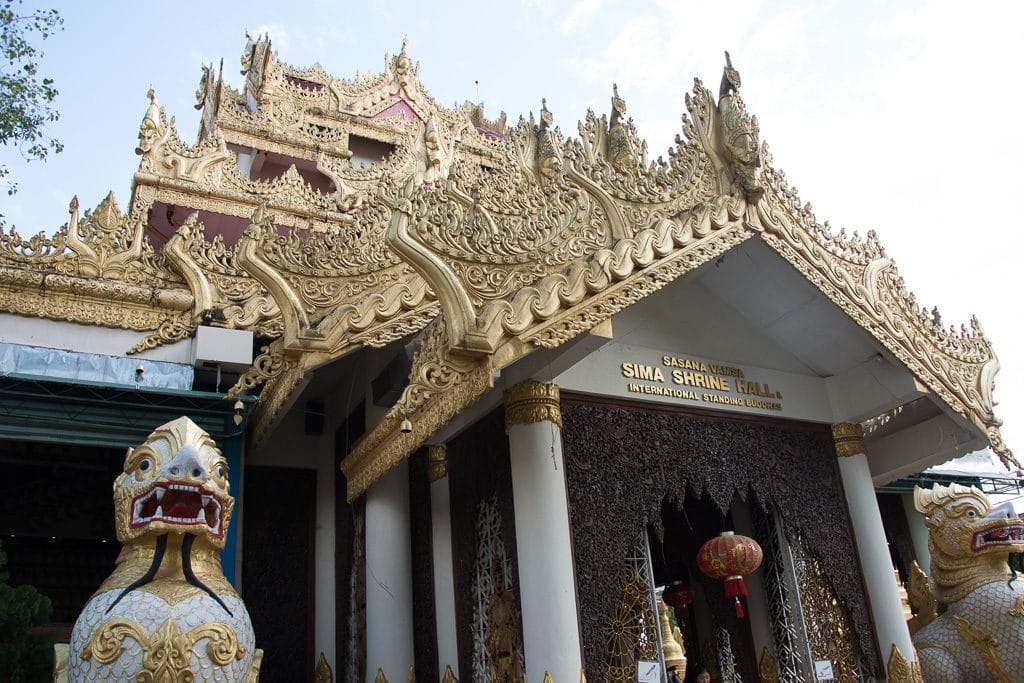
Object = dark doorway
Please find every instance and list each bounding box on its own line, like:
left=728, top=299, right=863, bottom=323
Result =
left=242, top=465, right=316, bottom=682
left=0, top=441, right=123, bottom=638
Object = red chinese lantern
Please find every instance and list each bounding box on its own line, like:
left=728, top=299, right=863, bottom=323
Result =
left=662, top=580, right=694, bottom=635
left=697, top=531, right=763, bottom=620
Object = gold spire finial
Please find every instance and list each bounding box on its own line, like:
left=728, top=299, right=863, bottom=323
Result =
left=659, top=597, right=687, bottom=672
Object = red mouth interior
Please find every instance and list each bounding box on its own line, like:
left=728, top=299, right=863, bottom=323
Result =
left=972, top=523, right=1024, bottom=550
left=131, top=482, right=223, bottom=537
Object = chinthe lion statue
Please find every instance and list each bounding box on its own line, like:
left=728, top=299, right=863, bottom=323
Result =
left=59, top=416, right=262, bottom=682
left=912, top=483, right=1024, bottom=681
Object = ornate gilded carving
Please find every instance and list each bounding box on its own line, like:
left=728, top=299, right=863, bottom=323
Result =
left=0, top=33, right=1008, bottom=505
left=604, top=539, right=660, bottom=681
left=440, top=665, right=457, bottom=683
left=912, top=483, right=1024, bottom=680
left=314, top=651, right=333, bottom=683
left=796, top=550, right=863, bottom=682
left=886, top=645, right=924, bottom=683
left=758, top=648, right=778, bottom=683
left=831, top=422, right=866, bottom=458
left=470, top=497, right=524, bottom=681
left=504, top=380, right=562, bottom=431
left=137, top=88, right=235, bottom=185
left=342, top=319, right=493, bottom=500
left=716, top=53, right=761, bottom=198
left=427, top=445, right=447, bottom=482
left=83, top=617, right=245, bottom=671
left=485, top=585, right=524, bottom=681
left=907, top=560, right=938, bottom=634
left=701, top=640, right=722, bottom=682
left=127, top=312, right=195, bottom=355
left=195, top=62, right=221, bottom=142
left=756, top=158, right=1013, bottom=469
left=606, top=84, right=636, bottom=173
left=534, top=99, right=562, bottom=179
left=247, top=354, right=305, bottom=446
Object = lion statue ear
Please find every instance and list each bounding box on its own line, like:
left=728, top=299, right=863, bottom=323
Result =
left=914, top=485, right=935, bottom=515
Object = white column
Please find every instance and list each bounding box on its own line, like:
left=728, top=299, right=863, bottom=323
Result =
left=429, top=446, right=459, bottom=678
left=833, top=423, right=917, bottom=676
left=902, top=492, right=931, bottom=575
left=314, top=445, right=336, bottom=673
left=729, top=499, right=774, bottom=668
left=365, top=459, right=414, bottom=681
left=505, top=381, right=583, bottom=682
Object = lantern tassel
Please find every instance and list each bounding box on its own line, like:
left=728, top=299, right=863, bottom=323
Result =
left=724, top=576, right=747, bottom=599
left=734, top=596, right=745, bottom=619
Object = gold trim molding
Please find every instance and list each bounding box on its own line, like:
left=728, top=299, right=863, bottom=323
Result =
left=504, top=380, right=562, bottom=431
left=832, top=422, right=866, bottom=457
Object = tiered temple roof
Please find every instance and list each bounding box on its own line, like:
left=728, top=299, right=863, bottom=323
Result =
left=0, top=35, right=1010, bottom=497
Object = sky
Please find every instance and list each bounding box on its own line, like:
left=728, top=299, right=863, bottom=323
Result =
left=2, top=1, right=1023, bottom=470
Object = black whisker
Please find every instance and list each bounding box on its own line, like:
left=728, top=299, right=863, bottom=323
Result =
left=106, top=534, right=168, bottom=614
left=181, top=533, right=232, bottom=616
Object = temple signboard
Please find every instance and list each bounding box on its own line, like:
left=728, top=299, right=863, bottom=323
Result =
left=557, top=342, right=834, bottom=423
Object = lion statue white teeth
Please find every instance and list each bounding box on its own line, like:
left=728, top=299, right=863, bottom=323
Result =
left=61, top=416, right=262, bottom=682
left=912, top=483, right=1024, bottom=682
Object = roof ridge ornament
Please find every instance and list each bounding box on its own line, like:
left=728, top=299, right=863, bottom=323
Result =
left=720, top=50, right=742, bottom=99
left=537, top=98, right=562, bottom=178
left=716, top=51, right=762, bottom=199
left=607, top=83, right=636, bottom=172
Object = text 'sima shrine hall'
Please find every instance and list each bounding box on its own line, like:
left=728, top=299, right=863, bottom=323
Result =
left=0, top=33, right=1019, bottom=683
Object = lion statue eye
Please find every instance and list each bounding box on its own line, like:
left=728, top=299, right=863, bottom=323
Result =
left=215, top=464, right=226, bottom=478
left=139, top=458, right=153, bottom=473
left=967, top=510, right=977, bottom=518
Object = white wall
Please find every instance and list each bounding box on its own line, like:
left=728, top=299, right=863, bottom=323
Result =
left=0, top=313, right=193, bottom=363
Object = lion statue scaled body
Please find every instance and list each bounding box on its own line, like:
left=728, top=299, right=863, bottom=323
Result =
left=913, top=483, right=1024, bottom=681
left=63, top=416, right=261, bottom=682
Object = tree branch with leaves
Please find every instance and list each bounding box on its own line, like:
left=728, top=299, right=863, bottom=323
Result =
left=0, top=0, right=62, bottom=200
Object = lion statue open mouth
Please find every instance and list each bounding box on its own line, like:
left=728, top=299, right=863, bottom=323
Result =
left=912, top=483, right=1024, bottom=682
left=61, top=416, right=262, bottom=682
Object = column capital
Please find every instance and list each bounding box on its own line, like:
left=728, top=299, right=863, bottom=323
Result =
left=504, top=380, right=562, bottom=432
left=832, top=422, right=866, bottom=457
left=427, top=445, right=447, bottom=482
